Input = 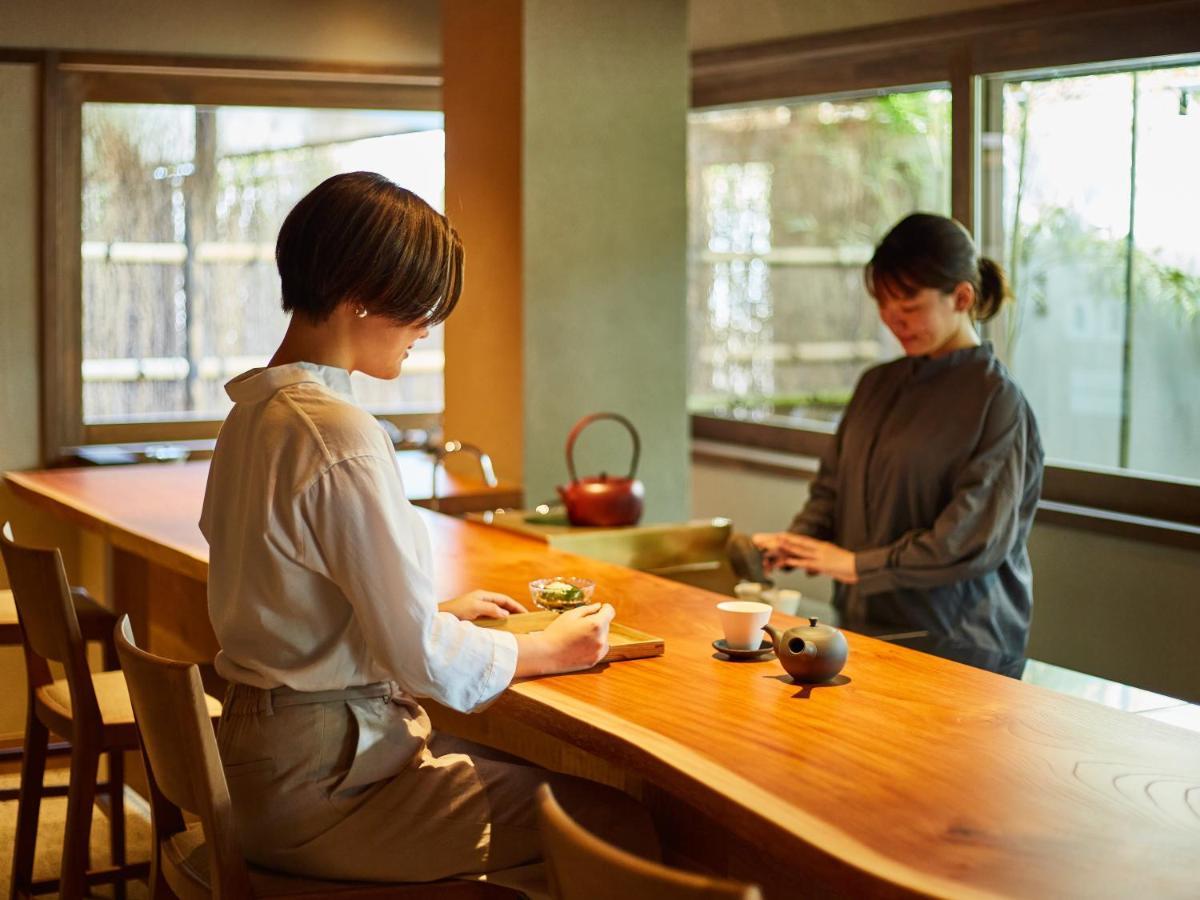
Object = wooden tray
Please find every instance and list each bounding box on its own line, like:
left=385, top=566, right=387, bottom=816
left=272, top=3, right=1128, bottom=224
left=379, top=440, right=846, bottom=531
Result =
left=475, top=610, right=664, bottom=662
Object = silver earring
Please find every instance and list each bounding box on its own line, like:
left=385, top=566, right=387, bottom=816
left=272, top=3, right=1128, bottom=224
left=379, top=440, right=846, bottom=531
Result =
left=354, top=306, right=368, bottom=319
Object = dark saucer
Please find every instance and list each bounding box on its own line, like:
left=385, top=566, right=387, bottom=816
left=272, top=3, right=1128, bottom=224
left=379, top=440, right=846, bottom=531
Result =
left=712, top=638, right=775, bottom=661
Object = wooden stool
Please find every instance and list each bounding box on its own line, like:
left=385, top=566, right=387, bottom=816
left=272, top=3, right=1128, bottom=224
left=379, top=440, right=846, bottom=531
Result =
left=113, top=615, right=520, bottom=899
left=1, top=524, right=173, bottom=899
left=537, top=784, right=762, bottom=900
left=0, top=586, right=120, bottom=802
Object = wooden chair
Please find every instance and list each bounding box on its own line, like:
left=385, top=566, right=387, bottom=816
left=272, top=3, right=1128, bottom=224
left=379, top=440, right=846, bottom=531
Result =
left=114, top=615, right=519, bottom=899
left=0, top=584, right=118, bottom=802
left=1, top=523, right=154, bottom=899
left=536, top=784, right=762, bottom=900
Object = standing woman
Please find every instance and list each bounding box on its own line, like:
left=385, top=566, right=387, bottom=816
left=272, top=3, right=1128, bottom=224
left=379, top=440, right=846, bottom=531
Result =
left=201, top=172, right=653, bottom=887
left=753, top=213, right=1044, bottom=676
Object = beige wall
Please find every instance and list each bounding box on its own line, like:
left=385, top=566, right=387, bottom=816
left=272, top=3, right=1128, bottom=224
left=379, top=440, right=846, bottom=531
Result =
left=692, top=460, right=1200, bottom=703
left=2, top=0, right=440, bottom=64
left=0, top=63, right=60, bottom=738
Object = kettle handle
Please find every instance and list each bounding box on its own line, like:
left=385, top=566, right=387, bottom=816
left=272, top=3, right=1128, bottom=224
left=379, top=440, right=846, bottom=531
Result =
left=565, top=412, right=641, bottom=483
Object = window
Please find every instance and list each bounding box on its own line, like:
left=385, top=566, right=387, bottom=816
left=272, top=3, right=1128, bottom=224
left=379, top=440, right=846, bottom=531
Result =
left=688, top=2, right=1200, bottom=526
left=980, top=59, right=1200, bottom=481
left=82, top=103, right=446, bottom=425
left=688, top=89, right=951, bottom=429
left=42, top=57, right=443, bottom=460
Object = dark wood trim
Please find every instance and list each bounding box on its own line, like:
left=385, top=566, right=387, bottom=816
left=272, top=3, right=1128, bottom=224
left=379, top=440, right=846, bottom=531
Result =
left=691, top=414, right=833, bottom=459
left=949, top=48, right=978, bottom=232
left=692, top=439, right=819, bottom=481
left=0, top=48, right=43, bottom=64
left=691, top=414, right=1200, bottom=530
left=41, top=50, right=87, bottom=462
left=1036, top=500, right=1200, bottom=551
left=56, top=52, right=442, bottom=109
left=80, top=411, right=441, bottom=449
left=691, top=0, right=1200, bottom=108
left=56, top=50, right=441, bottom=82
left=76, top=71, right=440, bottom=111
left=1039, top=465, right=1200, bottom=528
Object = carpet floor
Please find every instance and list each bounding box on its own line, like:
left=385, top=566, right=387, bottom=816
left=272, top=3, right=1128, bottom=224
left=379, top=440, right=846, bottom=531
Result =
left=0, top=767, right=152, bottom=898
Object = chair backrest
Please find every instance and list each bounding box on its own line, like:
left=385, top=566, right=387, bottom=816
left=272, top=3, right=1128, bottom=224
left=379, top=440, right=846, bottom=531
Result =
left=0, top=522, right=98, bottom=722
left=535, top=784, right=762, bottom=900
left=114, top=615, right=251, bottom=898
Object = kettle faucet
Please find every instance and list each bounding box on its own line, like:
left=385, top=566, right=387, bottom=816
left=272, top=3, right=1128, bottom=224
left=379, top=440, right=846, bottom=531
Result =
left=430, top=440, right=498, bottom=511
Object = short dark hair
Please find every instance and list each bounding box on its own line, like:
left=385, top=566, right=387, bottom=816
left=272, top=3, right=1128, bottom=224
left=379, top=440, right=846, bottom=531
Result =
left=865, top=212, right=1012, bottom=322
left=276, top=171, right=463, bottom=325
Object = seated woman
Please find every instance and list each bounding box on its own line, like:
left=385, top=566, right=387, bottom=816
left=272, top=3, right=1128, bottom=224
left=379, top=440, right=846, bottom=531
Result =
left=752, top=213, right=1044, bottom=677
left=200, top=172, right=654, bottom=889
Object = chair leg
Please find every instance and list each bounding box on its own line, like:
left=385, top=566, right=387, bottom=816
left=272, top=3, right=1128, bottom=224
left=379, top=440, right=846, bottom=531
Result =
left=149, top=852, right=173, bottom=900
left=108, top=748, right=127, bottom=900
left=9, top=710, right=48, bottom=900
left=59, top=740, right=100, bottom=900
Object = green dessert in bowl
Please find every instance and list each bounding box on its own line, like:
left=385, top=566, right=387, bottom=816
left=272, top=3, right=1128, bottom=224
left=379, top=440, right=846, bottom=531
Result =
left=529, top=576, right=595, bottom=611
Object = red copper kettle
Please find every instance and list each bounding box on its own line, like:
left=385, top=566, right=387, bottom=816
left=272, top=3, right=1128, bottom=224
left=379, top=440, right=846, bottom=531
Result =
left=556, top=412, right=645, bottom=527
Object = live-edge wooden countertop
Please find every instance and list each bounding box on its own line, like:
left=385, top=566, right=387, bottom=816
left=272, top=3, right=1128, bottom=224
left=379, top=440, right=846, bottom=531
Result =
left=5, top=463, right=1200, bottom=898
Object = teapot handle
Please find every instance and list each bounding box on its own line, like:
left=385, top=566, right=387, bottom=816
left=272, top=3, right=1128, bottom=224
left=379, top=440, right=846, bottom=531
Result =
left=565, top=412, right=641, bottom=483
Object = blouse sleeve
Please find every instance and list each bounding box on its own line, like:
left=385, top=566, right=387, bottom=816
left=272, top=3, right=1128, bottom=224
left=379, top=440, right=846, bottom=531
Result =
left=788, top=437, right=839, bottom=540
left=788, top=369, right=871, bottom=540
left=297, top=453, right=517, bottom=713
left=853, top=388, right=1039, bottom=593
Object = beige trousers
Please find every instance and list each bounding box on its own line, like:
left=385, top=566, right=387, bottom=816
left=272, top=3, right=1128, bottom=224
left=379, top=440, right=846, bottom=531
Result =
left=217, top=682, right=655, bottom=892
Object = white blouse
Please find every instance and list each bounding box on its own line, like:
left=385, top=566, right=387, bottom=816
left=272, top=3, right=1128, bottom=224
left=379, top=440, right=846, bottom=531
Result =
left=199, top=362, right=517, bottom=713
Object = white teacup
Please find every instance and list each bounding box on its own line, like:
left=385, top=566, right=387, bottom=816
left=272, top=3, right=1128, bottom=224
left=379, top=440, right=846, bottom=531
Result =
left=716, top=600, right=772, bottom=651
left=771, top=588, right=802, bottom=616
left=733, top=581, right=764, bottom=601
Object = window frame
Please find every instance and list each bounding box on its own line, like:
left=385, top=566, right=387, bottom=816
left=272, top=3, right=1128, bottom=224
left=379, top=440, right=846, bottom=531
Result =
left=40, top=51, right=445, bottom=464
left=688, top=0, right=1200, bottom=536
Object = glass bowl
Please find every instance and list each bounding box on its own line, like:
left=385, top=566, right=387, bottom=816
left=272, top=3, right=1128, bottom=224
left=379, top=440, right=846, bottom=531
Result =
left=529, top=576, right=595, bottom=612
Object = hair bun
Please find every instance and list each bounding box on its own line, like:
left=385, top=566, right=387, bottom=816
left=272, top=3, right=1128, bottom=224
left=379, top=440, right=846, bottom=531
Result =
left=976, top=257, right=1011, bottom=322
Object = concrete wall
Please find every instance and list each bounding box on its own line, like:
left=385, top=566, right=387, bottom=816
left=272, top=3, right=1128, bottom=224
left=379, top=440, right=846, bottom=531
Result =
left=693, top=459, right=1200, bottom=703
left=522, top=0, right=690, bottom=522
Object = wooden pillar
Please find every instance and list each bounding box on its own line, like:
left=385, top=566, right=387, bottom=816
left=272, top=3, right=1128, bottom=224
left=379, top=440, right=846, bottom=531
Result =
left=442, top=1, right=525, bottom=483
left=443, top=0, right=690, bottom=522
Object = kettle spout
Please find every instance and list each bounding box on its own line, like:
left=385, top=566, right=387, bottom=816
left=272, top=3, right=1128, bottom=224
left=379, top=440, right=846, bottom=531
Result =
left=555, top=484, right=569, bottom=503
left=762, top=623, right=781, bottom=649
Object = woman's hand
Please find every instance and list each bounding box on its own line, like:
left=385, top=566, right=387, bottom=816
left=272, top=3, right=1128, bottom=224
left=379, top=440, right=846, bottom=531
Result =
left=751, top=532, right=788, bottom=573
left=776, top=534, right=859, bottom=584
left=440, top=589, right=527, bottom=621
left=514, top=603, right=615, bottom=677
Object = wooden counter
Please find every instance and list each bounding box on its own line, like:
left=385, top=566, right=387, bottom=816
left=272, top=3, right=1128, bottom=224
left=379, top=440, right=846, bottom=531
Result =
left=5, top=465, right=1200, bottom=898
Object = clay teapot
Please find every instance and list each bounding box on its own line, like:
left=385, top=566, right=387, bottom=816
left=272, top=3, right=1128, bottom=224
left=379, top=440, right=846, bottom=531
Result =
left=556, top=412, right=645, bottom=527
left=762, top=617, right=848, bottom=684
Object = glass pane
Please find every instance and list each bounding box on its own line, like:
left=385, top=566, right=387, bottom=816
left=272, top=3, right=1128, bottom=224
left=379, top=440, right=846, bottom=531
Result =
left=687, top=88, right=952, bottom=427
left=981, top=60, right=1200, bottom=480
left=81, top=104, right=445, bottom=424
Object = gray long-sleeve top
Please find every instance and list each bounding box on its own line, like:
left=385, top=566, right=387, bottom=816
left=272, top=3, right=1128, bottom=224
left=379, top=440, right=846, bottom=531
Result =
left=790, top=342, right=1044, bottom=662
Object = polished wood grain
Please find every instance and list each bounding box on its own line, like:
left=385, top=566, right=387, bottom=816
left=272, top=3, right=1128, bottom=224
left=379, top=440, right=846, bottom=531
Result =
left=421, top=513, right=1200, bottom=900
left=5, top=458, right=521, bottom=580
left=476, top=611, right=664, bottom=663
left=6, top=467, right=1200, bottom=898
